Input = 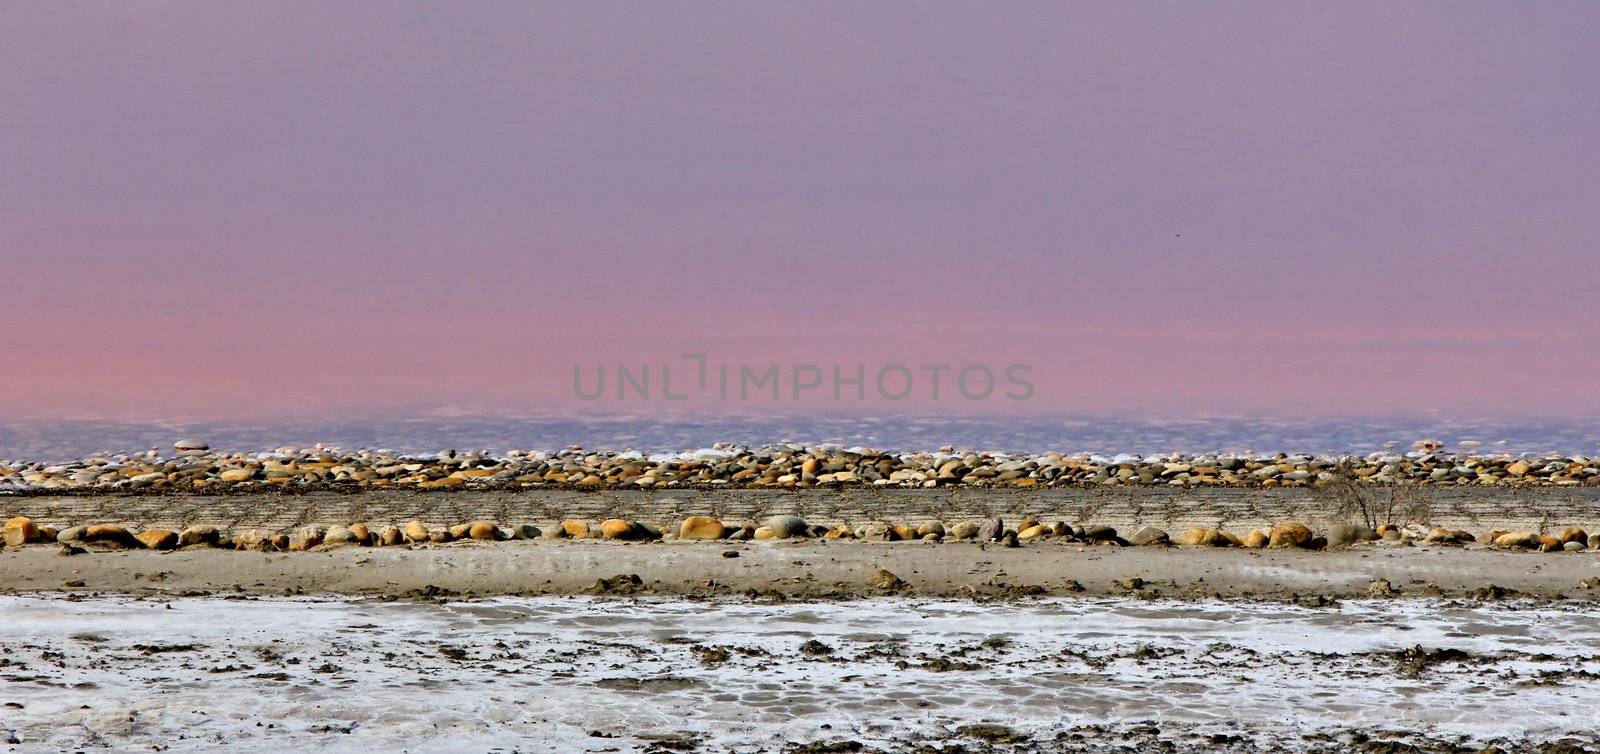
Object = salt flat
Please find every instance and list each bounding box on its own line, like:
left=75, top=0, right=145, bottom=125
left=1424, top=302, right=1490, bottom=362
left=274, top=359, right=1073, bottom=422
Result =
left=3, top=595, right=1599, bottom=752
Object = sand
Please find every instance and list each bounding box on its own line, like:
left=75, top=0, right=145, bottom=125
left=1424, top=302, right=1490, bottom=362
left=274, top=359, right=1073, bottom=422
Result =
left=5, top=538, right=1600, bottom=600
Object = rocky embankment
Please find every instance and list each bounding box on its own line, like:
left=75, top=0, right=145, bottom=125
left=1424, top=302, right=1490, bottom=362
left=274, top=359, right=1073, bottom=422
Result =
left=3, top=441, right=1599, bottom=494
left=5, top=510, right=1598, bottom=557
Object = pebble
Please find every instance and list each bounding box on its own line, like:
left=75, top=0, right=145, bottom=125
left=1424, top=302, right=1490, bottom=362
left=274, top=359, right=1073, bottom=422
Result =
left=3, top=445, right=1597, bottom=492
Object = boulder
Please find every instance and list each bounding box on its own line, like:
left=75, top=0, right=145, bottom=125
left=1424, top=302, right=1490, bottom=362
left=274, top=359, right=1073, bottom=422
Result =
left=1085, top=525, right=1118, bottom=542
left=3, top=516, right=39, bottom=547
left=600, top=519, right=637, bottom=540
left=135, top=529, right=178, bottom=550
left=467, top=521, right=503, bottom=541
left=1127, top=526, right=1169, bottom=546
left=1559, top=527, right=1588, bottom=544
left=762, top=515, right=809, bottom=538
left=980, top=517, right=1005, bottom=542
left=289, top=525, right=326, bottom=551
left=916, top=521, right=946, bottom=538
left=1326, top=523, right=1377, bottom=548
left=949, top=521, right=981, bottom=540
left=56, top=525, right=88, bottom=543
left=379, top=525, right=404, bottom=546
left=233, top=529, right=280, bottom=552
left=347, top=523, right=372, bottom=544
left=1538, top=535, right=1564, bottom=552
left=678, top=516, right=726, bottom=540
left=1017, top=524, right=1050, bottom=541
left=510, top=524, right=541, bottom=540
left=448, top=523, right=473, bottom=539
left=1492, top=531, right=1540, bottom=550
left=560, top=520, right=593, bottom=539
left=890, top=523, right=918, bottom=541
left=1180, top=528, right=1228, bottom=547
left=322, top=525, right=356, bottom=546
left=1243, top=529, right=1270, bottom=549
left=83, top=524, right=138, bottom=548
left=752, top=526, right=778, bottom=540
left=1563, top=541, right=1586, bottom=552
left=1268, top=522, right=1314, bottom=549
left=177, top=525, right=220, bottom=547
left=1590, top=533, right=1600, bottom=550
left=857, top=522, right=893, bottom=540
left=403, top=520, right=431, bottom=543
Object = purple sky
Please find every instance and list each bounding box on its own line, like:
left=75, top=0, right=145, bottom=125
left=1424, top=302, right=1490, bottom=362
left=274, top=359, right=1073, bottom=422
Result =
left=3, top=2, right=1597, bottom=419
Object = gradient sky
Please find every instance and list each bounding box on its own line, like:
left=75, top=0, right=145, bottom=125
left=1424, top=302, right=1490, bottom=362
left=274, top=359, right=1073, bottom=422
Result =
left=3, top=1, right=1597, bottom=419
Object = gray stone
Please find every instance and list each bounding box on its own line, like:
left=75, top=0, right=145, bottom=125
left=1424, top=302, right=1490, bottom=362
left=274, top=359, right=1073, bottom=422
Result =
left=1326, top=523, right=1377, bottom=548
left=177, top=525, right=220, bottom=547
left=762, top=515, right=809, bottom=538
left=980, top=517, right=1005, bottom=542
left=1127, top=526, right=1169, bottom=546
left=511, top=524, right=541, bottom=540
left=1085, top=525, right=1118, bottom=542
left=55, top=525, right=87, bottom=543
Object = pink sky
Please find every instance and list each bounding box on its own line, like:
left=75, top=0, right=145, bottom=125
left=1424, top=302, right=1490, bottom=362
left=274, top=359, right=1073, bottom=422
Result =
left=3, top=2, right=1597, bottom=419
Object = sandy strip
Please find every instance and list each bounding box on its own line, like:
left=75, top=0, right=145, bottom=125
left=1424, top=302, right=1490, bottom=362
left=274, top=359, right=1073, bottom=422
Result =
left=5, top=539, right=1600, bottom=600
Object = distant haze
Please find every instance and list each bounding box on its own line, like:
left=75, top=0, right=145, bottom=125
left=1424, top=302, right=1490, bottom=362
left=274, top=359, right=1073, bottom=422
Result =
left=3, top=2, right=1597, bottom=419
